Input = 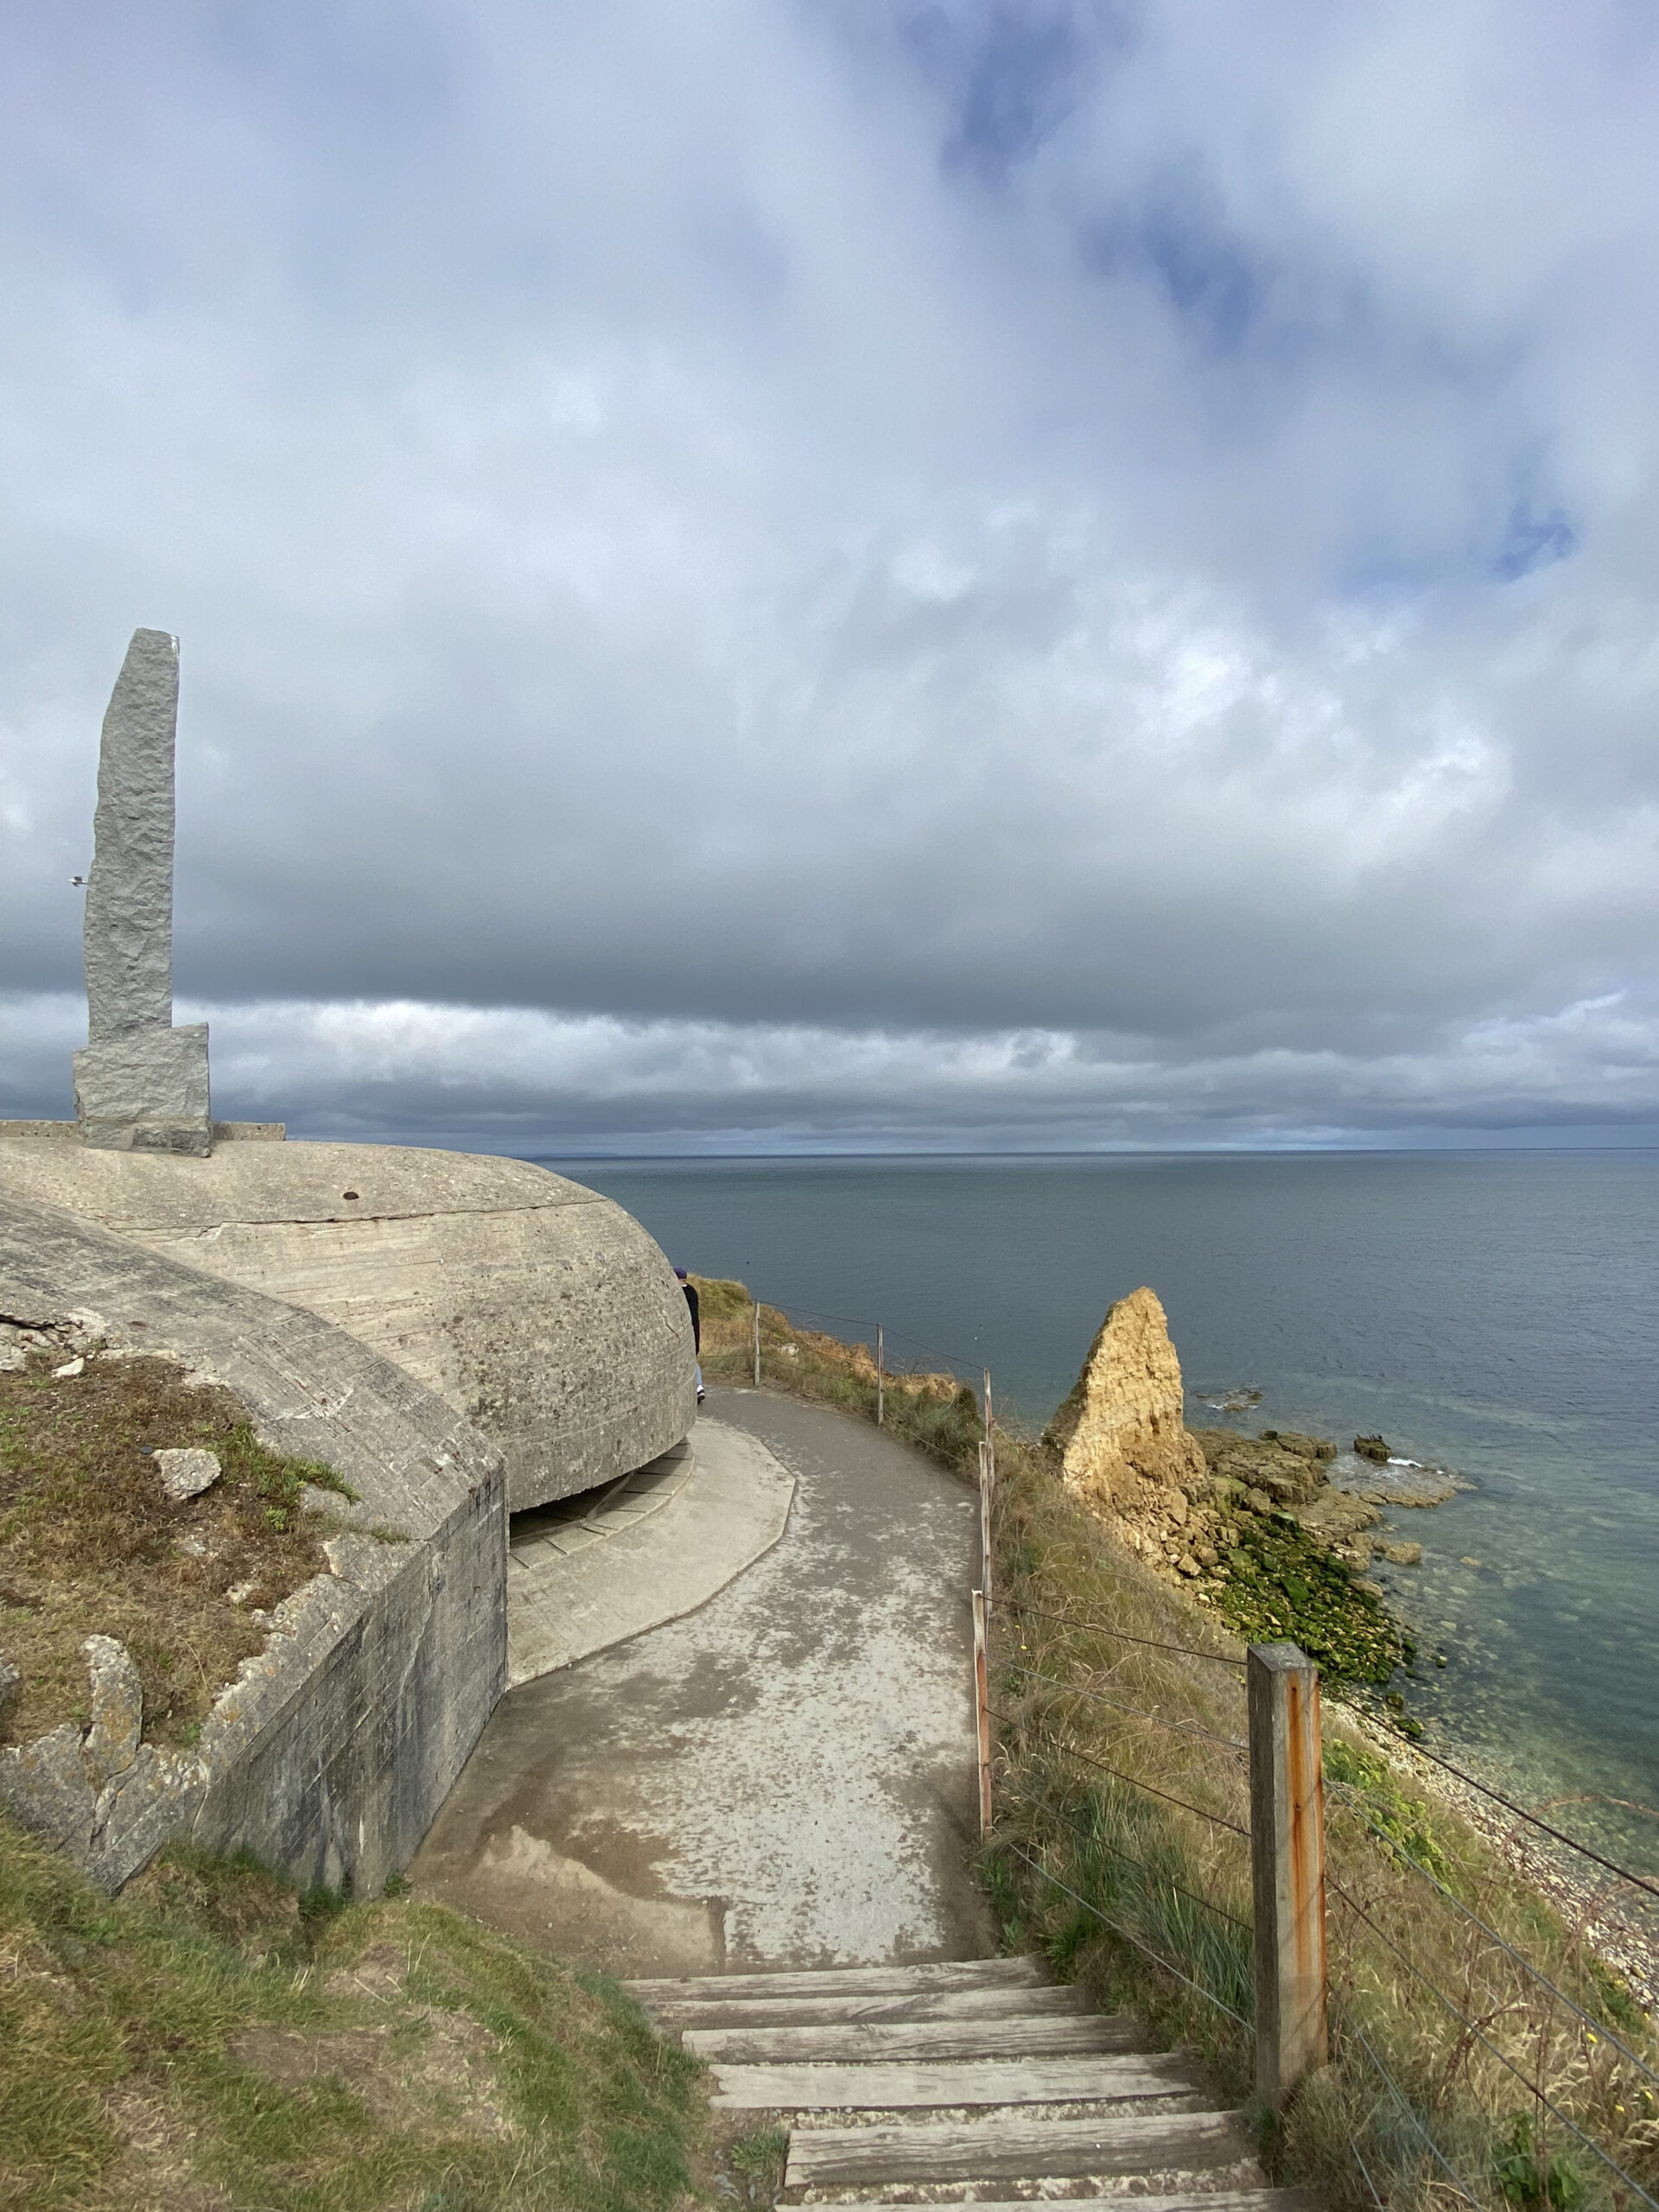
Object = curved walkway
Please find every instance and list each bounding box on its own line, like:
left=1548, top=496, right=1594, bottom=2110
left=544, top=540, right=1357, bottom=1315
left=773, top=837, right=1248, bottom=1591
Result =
left=505, top=1425, right=794, bottom=1686
left=410, top=1388, right=992, bottom=1978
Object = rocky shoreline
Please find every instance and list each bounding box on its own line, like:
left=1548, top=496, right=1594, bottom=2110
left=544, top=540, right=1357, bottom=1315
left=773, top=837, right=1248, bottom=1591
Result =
left=1042, top=1282, right=1657, bottom=2020
left=1043, top=1286, right=1460, bottom=1696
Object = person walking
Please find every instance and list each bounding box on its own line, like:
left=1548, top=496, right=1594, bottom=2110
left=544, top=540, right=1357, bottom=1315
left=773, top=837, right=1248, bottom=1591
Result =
left=675, top=1268, right=703, bottom=1403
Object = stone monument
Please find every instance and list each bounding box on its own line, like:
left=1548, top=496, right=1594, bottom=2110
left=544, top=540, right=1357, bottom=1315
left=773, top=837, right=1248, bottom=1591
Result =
left=71, top=629, right=213, bottom=1154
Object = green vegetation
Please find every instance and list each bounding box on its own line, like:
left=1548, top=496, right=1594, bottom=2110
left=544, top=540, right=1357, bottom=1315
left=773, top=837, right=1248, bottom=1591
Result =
left=691, top=1275, right=987, bottom=1475
left=726, top=2124, right=790, bottom=2196
left=0, top=1814, right=707, bottom=2212
left=1213, top=1510, right=1409, bottom=1688
left=0, top=1347, right=360, bottom=1747
left=983, top=1421, right=1659, bottom=2212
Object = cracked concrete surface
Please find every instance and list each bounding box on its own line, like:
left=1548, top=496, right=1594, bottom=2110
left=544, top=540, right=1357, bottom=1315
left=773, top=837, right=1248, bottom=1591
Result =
left=411, top=1389, right=994, bottom=1974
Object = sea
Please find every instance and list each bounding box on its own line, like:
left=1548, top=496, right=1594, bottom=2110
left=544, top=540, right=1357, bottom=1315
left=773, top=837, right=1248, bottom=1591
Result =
left=535, top=1149, right=1659, bottom=1881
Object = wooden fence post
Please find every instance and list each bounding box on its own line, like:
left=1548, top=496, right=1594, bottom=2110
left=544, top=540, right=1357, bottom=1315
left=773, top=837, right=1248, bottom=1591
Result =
left=876, top=1324, right=884, bottom=1427
left=1248, top=1641, right=1329, bottom=2109
left=752, top=1301, right=760, bottom=1389
left=972, top=1589, right=993, bottom=1838
left=977, top=1440, right=994, bottom=1606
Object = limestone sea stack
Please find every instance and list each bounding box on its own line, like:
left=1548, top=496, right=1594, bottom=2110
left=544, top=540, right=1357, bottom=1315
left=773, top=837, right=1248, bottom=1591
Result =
left=1044, top=1287, right=1206, bottom=1512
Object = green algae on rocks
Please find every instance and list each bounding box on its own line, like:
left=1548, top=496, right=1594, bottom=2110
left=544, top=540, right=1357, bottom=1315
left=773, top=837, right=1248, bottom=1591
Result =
left=1211, top=1509, right=1410, bottom=1687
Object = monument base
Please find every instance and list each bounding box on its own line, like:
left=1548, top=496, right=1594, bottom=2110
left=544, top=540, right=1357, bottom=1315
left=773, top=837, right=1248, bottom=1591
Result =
left=73, top=1023, right=213, bottom=1156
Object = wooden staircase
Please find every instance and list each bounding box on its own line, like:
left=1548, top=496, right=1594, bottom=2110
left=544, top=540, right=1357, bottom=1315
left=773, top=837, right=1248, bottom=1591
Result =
left=626, top=1955, right=1309, bottom=2207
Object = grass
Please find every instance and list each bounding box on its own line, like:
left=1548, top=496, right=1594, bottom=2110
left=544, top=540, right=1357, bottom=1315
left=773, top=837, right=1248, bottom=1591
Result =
left=0, top=1811, right=708, bottom=2212
left=690, top=1274, right=988, bottom=1475
left=0, top=1345, right=358, bottom=1748
left=982, top=1424, right=1659, bottom=2212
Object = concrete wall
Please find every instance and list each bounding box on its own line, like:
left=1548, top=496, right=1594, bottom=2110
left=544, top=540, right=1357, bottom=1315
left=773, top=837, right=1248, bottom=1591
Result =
left=0, top=1191, right=505, bottom=1895
left=0, top=1129, right=696, bottom=1510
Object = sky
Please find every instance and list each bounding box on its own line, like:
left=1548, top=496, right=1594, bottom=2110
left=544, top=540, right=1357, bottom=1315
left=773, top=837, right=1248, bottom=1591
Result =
left=5, top=0, right=1659, bottom=1153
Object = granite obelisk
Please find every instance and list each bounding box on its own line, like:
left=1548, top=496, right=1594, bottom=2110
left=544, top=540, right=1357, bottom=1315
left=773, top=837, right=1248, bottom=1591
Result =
left=71, top=629, right=213, bottom=1154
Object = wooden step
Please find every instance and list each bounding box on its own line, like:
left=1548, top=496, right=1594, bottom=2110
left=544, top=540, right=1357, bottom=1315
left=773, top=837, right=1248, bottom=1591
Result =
left=710, top=2050, right=1201, bottom=2109
left=835, top=2193, right=1314, bottom=2212
left=684, top=2011, right=1140, bottom=2063
left=783, top=2106, right=1254, bottom=2192
left=638, top=1982, right=1089, bottom=2031
left=625, top=1955, right=1042, bottom=2002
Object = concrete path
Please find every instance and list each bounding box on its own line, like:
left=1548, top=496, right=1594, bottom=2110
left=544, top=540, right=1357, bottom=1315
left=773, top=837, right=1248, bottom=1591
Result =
left=505, top=1425, right=795, bottom=1686
left=411, top=1389, right=993, bottom=1977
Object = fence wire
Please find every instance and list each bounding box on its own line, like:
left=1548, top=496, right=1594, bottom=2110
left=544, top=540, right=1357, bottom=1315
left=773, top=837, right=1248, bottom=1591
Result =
left=1327, top=1786, right=1659, bottom=2095
left=1002, top=1593, right=1249, bottom=1669
left=1393, top=1741, right=1659, bottom=1907
left=1327, top=1872, right=1659, bottom=2212
left=1004, top=1660, right=1249, bottom=1751
left=1344, top=2015, right=1488, bottom=2211
left=1004, top=1840, right=1253, bottom=2030
left=1018, top=1784, right=1254, bottom=1936
left=989, top=1705, right=1249, bottom=1838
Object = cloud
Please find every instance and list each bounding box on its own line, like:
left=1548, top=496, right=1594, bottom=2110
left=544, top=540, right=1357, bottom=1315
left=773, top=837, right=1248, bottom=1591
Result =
left=4, top=3, right=1659, bottom=1146
left=10, top=986, right=1659, bottom=1154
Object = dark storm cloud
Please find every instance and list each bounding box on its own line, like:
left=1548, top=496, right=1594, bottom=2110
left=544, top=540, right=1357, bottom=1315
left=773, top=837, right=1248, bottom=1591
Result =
left=5, top=2, right=1659, bottom=1146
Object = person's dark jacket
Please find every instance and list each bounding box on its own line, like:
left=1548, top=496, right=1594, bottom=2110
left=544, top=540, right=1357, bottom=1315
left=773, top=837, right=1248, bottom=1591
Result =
left=682, top=1278, right=700, bottom=1352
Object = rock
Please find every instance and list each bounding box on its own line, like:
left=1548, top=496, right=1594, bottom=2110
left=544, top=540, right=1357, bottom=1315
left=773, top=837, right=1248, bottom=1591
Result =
left=52, top=1355, right=85, bottom=1378
left=0, top=1725, right=98, bottom=1855
left=0, top=1656, right=19, bottom=1729
left=1045, top=1287, right=1205, bottom=1511
left=1336, top=1459, right=1459, bottom=1508
left=154, top=1446, right=221, bottom=1501
left=1354, top=1434, right=1392, bottom=1463
left=1177, top=1554, right=1201, bottom=1576
left=1376, top=1539, right=1423, bottom=1567
left=1246, top=1487, right=1273, bottom=1514
left=1192, top=1430, right=1330, bottom=1504
left=1262, top=1429, right=1337, bottom=1462
left=82, top=1636, right=143, bottom=1783
left=0, top=1325, right=28, bottom=1371
left=1258, top=1457, right=1325, bottom=1505
left=1294, top=1488, right=1382, bottom=1546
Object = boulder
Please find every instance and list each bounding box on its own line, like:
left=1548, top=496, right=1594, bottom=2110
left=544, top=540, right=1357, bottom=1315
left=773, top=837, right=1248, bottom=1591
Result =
left=1376, top=1539, right=1424, bottom=1567
left=1354, top=1434, right=1392, bottom=1464
left=1045, top=1287, right=1205, bottom=1510
left=1261, top=1429, right=1336, bottom=1462
left=1191, top=1429, right=1331, bottom=1506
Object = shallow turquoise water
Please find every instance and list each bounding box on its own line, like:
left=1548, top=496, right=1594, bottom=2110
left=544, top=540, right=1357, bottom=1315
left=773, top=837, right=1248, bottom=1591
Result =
left=537, top=1151, right=1659, bottom=1878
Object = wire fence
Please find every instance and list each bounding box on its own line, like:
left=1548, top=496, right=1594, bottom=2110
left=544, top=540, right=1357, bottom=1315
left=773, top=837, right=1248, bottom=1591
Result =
left=976, top=1440, right=1659, bottom=2212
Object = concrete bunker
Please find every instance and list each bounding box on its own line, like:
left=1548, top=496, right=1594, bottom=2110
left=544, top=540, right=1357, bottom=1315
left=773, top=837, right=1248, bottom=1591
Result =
left=0, top=626, right=699, bottom=1890
left=0, top=1130, right=696, bottom=1512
